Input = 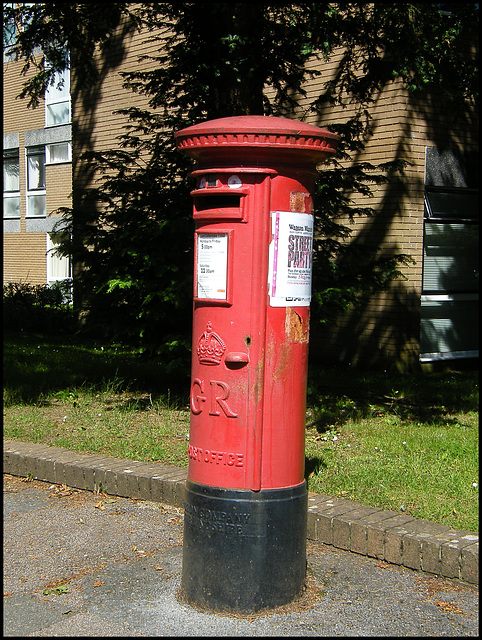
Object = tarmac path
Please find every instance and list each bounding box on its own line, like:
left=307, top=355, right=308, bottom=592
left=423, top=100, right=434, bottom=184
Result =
left=3, top=474, right=478, bottom=637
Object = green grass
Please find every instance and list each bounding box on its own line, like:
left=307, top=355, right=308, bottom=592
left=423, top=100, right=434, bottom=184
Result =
left=5, top=387, right=190, bottom=467
left=305, top=413, right=478, bottom=530
left=3, top=332, right=479, bottom=532
left=305, top=366, right=479, bottom=531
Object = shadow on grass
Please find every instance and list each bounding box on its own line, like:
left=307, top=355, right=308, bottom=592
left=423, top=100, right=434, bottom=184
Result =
left=306, top=362, right=479, bottom=434
left=4, top=332, right=478, bottom=429
left=3, top=332, right=190, bottom=406
left=304, top=455, right=327, bottom=483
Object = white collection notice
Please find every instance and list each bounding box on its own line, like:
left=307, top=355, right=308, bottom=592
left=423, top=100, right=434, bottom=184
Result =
left=268, top=211, right=314, bottom=307
left=195, top=212, right=314, bottom=306
left=196, top=233, right=228, bottom=300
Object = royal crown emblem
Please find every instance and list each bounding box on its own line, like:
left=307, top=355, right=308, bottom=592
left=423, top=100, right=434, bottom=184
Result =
left=197, top=322, right=226, bottom=366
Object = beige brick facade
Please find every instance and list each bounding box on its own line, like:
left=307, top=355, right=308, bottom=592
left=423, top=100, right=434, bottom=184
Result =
left=4, top=54, right=72, bottom=286
left=295, top=51, right=478, bottom=367
left=3, top=233, right=47, bottom=284
left=3, top=58, right=44, bottom=133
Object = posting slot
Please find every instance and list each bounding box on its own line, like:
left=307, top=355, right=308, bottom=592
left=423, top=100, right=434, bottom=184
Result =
left=192, top=189, right=248, bottom=221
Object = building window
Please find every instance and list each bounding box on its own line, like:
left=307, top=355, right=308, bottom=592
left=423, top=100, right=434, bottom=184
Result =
left=26, top=146, right=46, bottom=217
left=46, top=141, right=71, bottom=164
left=420, top=187, right=479, bottom=361
left=45, top=67, right=71, bottom=127
left=3, top=149, right=20, bottom=218
left=47, top=232, right=72, bottom=302
left=3, top=3, right=16, bottom=54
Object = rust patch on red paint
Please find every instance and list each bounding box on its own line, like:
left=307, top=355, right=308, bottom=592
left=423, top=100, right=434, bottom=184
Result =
left=252, top=349, right=265, bottom=404
left=289, top=191, right=308, bottom=212
left=285, top=307, right=309, bottom=343
left=273, top=343, right=291, bottom=380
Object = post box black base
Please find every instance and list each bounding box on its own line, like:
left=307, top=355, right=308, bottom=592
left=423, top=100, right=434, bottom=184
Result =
left=180, top=479, right=308, bottom=614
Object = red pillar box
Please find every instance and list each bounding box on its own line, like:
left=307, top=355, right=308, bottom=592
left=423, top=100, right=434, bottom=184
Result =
left=175, top=116, right=338, bottom=613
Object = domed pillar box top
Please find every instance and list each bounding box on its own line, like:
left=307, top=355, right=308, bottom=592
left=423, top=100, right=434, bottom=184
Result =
left=174, top=115, right=339, bottom=171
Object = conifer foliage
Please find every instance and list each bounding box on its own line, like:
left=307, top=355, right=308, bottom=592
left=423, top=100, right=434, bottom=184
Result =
left=5, top=3, right=478, bottom=365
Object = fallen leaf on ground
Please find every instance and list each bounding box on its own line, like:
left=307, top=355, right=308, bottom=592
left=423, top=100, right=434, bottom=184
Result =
left=434, top=601, right=465, bottom=615
left=93, top=580, right=104, bottom=587
left=49, top=483, right=77, bottom=497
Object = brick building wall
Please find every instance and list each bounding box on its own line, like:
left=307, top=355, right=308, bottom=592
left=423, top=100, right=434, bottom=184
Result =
left=295, top=51, right=478, bottom=368
left=3, top=233, right=47, bottom=284
left=72, top=23, right=168, bottom=174
left=3, top=53, right=72, bottom=287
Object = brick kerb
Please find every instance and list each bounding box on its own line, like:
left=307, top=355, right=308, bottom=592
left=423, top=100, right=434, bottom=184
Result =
left=3, top=440, right=478, bottom=585
left=385, top=520, right=450, bottom=570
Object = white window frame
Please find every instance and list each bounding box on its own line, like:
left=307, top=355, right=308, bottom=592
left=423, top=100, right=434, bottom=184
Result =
left=47, top=232, right=72, bottom=285
left=45, top=66, right=71, bottom=127
left=3, top=149, right=20, bottom=219
left=420, top=293, right=478, bottom=361
left=4, top=3, right=39, bottom=59
left=26, top=145, right=46, bottom=217
left=45, top=141, right=72, bottom=165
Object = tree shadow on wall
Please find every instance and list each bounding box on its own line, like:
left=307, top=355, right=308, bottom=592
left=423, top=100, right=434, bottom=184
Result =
left=309, top=52, right=478, bottom=370
left=311, top=283, right=422, bottom=371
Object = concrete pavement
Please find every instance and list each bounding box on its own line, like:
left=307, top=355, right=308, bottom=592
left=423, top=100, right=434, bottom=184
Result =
left=3, top=472, right=479, bottom=636
left=4, top=440, right=478, bottom=585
